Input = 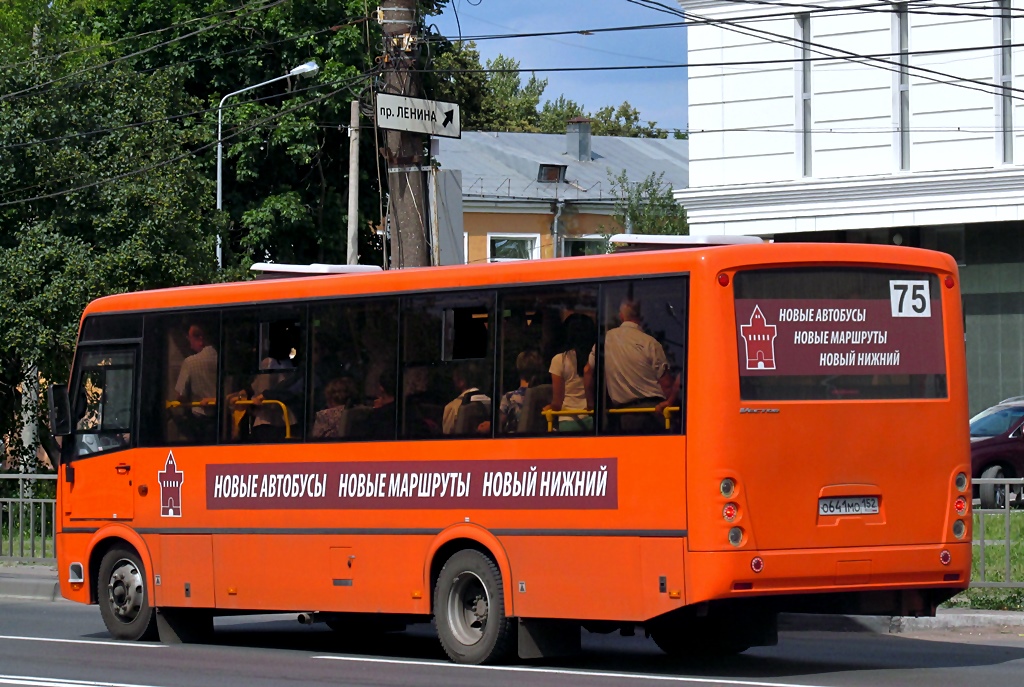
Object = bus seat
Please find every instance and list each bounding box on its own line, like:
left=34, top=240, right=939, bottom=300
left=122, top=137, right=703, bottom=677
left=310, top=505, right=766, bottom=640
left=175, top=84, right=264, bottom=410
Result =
left=338, top=406, right=373, bottom=438
left=518, top=384, right=552, bottom=433
left=454, top=401, right=489, bottom=435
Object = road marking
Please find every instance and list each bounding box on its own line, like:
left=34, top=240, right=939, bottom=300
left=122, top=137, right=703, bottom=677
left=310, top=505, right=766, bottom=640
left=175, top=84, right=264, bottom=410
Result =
left=0, top=676, right=165, bottom=687
left=312, top=655, right=832, bottom=687
left=0, top=635, right=165, bottom=649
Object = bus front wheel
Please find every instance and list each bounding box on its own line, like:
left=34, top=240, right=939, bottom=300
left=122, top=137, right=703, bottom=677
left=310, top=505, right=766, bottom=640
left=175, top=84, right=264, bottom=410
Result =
left=433, top=549, right=514, bottom=664
left=97, top=546, right=157, bottom=641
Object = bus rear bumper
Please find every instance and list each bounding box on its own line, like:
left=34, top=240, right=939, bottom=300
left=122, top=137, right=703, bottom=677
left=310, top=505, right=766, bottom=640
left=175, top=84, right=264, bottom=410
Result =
left=687, top=542, right=970, bottom=610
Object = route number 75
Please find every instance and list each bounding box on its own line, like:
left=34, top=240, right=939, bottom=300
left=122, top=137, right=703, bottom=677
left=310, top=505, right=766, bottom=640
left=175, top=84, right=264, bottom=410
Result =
left=889, top=280, right=931, bottom=317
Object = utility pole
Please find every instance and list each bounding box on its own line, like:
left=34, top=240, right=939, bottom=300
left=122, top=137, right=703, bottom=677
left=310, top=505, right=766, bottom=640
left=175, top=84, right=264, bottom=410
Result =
left=379, top=0, right=430, bottom=268
left=346, top=100, right=360, bottom=265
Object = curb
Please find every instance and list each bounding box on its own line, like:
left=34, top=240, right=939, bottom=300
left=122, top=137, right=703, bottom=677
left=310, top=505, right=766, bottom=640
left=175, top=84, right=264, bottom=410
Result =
left=0, top=568, right=61, bottom=602
left=780, top=610, right=1024, bottom=634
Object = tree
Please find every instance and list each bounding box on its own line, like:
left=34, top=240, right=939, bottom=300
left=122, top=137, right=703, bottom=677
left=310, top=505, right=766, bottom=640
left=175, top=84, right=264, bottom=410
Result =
left=590, top=102, right=668, bottom=139
left=608, top=170, right=688, bottom=236
left=0, top=0, right=449, bottom=466
left=429, top=42, right=672, bottom=138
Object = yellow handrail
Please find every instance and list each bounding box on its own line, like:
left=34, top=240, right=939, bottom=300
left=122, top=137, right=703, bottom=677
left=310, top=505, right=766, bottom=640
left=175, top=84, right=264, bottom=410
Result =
left=233, top=399, right=292, bottom=439
left=607, top=406, right=681, bottom=430
left=165, top=399, right=216, bottom=409
left=166, top=398, right=293, bottom=439
left=541, top=408, right=593, bottom=432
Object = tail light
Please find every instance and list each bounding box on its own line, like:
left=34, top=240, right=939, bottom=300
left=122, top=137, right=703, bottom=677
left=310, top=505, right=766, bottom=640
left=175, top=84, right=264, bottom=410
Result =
left=750, top=556, right=764, bottom=573
left=955, top=472, right=968, bottom=491
left=954, top=496, right=968, bottom=516
left=940, top=549, right=952, bottom=565
left=728, top=527, right=744, bottom=547
left=953, top=520, right=966, bottom=539
left=723, top=503, right=738, bottom=522
left=720, top=478, right=736, bottom=498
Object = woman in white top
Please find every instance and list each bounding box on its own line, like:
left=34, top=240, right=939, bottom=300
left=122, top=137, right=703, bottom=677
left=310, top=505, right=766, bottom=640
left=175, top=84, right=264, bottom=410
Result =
left=546, top=313, right=596, bottom=432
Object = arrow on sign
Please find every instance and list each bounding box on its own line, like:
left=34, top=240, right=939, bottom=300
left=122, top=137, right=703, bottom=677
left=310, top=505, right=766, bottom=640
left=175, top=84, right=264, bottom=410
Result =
left=443, top=110, right=454, bottom=128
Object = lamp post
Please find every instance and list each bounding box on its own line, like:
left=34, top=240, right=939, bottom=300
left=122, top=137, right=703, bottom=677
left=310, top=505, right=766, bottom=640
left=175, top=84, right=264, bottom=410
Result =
left=216, top=60, right=320, bottom=267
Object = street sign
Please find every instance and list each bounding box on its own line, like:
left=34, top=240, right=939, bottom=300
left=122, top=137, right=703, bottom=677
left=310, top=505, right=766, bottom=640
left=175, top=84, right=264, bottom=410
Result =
left=376, top=93, right=461, bottom=139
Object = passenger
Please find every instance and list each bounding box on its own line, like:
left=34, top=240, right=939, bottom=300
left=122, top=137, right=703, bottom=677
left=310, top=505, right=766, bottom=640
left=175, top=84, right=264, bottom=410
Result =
left=442, top=363, right=491, bottom=435
left=311, top=377, right=359, bottom=439
left=236, top=325, right=299, bottom=442
left=479, top=349, right=544, bottom=434
left=546, top=313, right=596, bottom=432
left=364, top=370, right=397, bottom=440
left=174, top=323, right=218, bottom=442
left=591, top=297, right=679, bottom=433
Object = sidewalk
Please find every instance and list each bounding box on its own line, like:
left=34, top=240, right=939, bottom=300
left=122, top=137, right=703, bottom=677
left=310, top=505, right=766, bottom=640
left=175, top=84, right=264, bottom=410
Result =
left=0, top=563, right=61, bottom=602
left=779, top=607, right=1024, bottom=634
left=1, top=564, right=1022, bottom=633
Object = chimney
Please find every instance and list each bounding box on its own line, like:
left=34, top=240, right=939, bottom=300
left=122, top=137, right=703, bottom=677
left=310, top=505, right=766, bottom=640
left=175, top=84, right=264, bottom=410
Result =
left=566, top=117, right=592, bottom=162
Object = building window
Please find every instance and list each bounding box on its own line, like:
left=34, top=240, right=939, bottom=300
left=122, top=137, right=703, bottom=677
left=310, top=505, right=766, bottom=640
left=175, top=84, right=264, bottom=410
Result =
left=537, top=164, right=567, bottom=183
left=895, top=2, right=910, bottom=171
left=999, top=0, right=1013, bottom=164
left=564, top=237, right=606, bottom=257
left=488, top=234, right=540, bottom=261
left=797, top=13, right=812, bottom=177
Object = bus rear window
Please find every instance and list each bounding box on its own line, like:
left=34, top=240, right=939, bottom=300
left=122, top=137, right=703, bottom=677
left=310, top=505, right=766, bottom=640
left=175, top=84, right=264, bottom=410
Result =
left=734, top=268, right=947, bottom=401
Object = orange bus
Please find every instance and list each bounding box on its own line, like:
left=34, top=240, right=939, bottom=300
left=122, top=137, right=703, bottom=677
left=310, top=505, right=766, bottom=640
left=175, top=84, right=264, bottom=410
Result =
left=48, top=240, right=971, bottom=664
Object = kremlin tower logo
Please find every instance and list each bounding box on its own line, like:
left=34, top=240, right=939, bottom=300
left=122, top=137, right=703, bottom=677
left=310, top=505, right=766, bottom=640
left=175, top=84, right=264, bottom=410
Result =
left=740, top=305, right=778, bottom=370
left=158, top=452, right=184, bottom=517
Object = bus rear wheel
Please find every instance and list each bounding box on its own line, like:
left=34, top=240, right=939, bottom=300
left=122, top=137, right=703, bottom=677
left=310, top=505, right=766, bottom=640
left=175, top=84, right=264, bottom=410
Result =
left=97, top=546, right=157, bottom=641
left=433, top=549, right=514, bottom=664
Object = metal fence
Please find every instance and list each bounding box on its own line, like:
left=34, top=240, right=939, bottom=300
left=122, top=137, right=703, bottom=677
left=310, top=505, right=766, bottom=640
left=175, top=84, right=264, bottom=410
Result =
left=1, top=471, right=1021, bottom=580
left=971, top=476, right=1024, bottom=588
left=0, top=473, right=57, bottom=563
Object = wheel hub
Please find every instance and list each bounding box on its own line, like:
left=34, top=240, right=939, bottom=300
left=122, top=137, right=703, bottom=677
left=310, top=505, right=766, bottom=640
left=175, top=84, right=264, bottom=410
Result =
left=107, top=559, right=144, bottom=624
left=446, top=572, right=489, bottom=646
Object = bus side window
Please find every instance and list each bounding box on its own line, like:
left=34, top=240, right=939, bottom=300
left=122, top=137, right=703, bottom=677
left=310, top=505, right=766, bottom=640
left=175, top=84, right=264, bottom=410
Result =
left=221, top=307, right=306, bottom=444
left=141, top=313, right=220, bottom=447
left=400, top=292, right=495, bottom=439
left=307, top=298, right=399, bottom=442
left=497, top=285, right=598, bottom=435
left=595, top=277, right=688, bottom=436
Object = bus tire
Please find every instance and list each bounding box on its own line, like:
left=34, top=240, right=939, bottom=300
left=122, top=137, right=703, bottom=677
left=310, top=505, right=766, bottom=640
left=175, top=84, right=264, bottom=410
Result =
left=433, top=549, right=514, bottom=664
left=980, top=465, right=1007, bottom=510
left=97, top=546, right=157, bottom=641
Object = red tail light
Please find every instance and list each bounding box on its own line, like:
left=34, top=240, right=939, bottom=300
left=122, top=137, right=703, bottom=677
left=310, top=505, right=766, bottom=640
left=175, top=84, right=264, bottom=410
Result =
left=723, top=503, right=738, bottom=522
left=954, top=496, right=967, bottom=516
left=751, top=556, right=764, bottom=573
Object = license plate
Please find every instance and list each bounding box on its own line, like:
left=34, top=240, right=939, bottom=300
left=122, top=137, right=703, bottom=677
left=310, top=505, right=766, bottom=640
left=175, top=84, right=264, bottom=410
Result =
left=818, top=496, right=879, bottom=516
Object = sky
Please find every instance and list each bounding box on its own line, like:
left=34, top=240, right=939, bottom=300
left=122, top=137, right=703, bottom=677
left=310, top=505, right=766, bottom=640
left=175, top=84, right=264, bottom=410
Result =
left=431, top=0, right=689, bottom=131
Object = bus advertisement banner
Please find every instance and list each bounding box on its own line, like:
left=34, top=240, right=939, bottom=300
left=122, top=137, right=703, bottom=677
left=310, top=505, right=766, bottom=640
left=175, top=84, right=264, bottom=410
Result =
left=205, top=457, right=617, bottom=510
left=735, top=297, right=945, bottom=377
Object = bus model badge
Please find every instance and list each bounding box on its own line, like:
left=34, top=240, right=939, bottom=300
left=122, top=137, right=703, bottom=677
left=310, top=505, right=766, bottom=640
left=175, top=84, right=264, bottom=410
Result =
left=740, top=305, right=777, bottom=370
left=158, top=451, right=184, bottom=517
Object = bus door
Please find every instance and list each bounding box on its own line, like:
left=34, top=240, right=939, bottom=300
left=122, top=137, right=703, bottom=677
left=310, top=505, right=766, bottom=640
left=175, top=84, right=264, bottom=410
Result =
left=63, top=346, right=138, bottom=522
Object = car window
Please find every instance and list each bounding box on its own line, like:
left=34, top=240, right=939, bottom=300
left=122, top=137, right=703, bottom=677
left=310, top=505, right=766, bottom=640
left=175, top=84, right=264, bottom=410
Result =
left=970, top=406, right=1024, bottom=437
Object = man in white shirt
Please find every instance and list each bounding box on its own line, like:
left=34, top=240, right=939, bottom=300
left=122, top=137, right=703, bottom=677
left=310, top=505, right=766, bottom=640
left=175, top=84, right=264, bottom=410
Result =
left=175, top=323, right=218, bottom=441
left=589, top=298, right=679, bottom=432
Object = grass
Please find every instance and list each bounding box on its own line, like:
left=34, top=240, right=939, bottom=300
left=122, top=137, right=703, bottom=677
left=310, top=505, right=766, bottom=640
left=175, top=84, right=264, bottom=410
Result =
left=945, top=509, right=1024, bottom=611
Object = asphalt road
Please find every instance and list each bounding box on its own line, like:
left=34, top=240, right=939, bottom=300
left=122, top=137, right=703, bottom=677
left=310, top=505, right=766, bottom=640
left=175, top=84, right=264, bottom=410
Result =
left=1, top=599, right=1023, bottom=687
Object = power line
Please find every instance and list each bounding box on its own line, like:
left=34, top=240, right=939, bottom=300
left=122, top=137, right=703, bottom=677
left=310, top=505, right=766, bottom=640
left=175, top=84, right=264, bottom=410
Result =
left=0, top=17, right=367, bottom=106
left=0, top=1, right=285, bottom=71
left=0, top=70, right=377, bottom=208
left=0, top=0, right=288, bottom=103
left=624, top=0, right=1024, bottom=102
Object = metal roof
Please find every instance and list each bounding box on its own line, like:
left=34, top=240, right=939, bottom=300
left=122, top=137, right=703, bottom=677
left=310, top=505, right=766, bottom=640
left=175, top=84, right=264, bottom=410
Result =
left=433, top=131, right=689, bottom=203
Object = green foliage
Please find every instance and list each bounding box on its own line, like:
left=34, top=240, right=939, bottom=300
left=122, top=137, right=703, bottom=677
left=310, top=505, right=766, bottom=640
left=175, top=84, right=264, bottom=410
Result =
left=431, top=42, right=671, bottom=137
left=0, top=0, right=445, bottom=466
left=607, top=169, right=688, bottom=236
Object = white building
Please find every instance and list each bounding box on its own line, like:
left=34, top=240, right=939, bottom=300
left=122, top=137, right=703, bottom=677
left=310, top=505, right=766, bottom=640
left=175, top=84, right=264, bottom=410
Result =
left=676, top=0, right=1024, bottom=412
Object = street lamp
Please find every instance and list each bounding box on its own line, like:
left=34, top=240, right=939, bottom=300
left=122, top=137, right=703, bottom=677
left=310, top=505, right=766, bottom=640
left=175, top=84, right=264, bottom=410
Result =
left=216, top=60, right=320, bottom=267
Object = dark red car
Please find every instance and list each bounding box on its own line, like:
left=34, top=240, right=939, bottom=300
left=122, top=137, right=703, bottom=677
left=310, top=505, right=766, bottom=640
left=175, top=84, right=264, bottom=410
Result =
left=970, top=397, right=1024, bottom=508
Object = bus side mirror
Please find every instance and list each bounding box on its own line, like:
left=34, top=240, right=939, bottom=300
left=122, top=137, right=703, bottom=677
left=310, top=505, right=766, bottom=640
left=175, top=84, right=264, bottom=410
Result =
left=48, top=384, right=71, bottom=437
